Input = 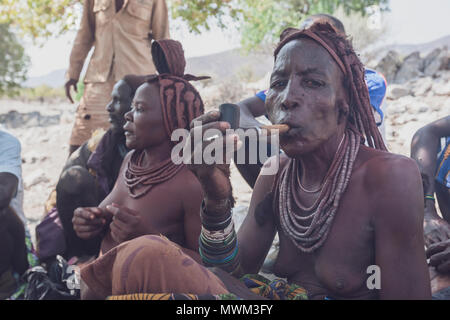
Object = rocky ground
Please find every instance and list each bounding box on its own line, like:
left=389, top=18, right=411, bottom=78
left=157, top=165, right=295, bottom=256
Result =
left=0, top=46, right=449, bottom=248
left=375, top=46, right=450, bottom=155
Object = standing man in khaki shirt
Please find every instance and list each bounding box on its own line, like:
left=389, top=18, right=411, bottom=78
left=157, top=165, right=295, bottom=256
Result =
left=65, top=0, right=170, bottom=154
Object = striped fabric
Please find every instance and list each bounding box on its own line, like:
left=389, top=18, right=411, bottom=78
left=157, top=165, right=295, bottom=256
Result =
left=107, top=293, right=224, bottom=300
left=107, top=274, right=308, bottom=300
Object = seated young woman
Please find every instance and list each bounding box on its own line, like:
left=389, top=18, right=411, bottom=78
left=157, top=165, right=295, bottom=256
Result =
left=73, top=39, right=217, bottom=299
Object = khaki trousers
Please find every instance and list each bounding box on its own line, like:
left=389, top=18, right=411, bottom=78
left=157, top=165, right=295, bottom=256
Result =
left=69, top=73, right=116, bottom=146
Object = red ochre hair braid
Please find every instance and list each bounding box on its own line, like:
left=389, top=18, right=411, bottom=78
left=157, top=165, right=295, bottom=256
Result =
left=146, top=39, right=210, bottom=139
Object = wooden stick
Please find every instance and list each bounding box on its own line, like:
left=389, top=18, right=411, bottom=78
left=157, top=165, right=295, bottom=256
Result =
left=260, top=124, right=290, bottom=135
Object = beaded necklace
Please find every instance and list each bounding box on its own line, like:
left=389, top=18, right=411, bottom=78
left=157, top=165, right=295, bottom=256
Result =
left=278, top=130, right=361, bottom=253
left=124, top=150, right=184, bottom=199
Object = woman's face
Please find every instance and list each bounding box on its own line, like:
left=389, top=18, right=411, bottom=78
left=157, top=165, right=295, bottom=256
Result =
left=265, top=38, right=347, bottom=158
left=123, top=83, right=167, bottom=150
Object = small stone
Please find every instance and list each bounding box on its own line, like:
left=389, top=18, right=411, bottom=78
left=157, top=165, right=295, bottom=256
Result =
left=412, top=77, right=433, bottom=96
left=375, top=50, right=402, bottom=84
left=408, top=101, right=429, bottom=113
left=423, top=48, right=449, bottom=76
left=24, top=170, right=50, bottom=189
left=433, top=81, right=450, bottom=96
left=386, top=95, right=415, bottom=116
left=394, top=51, right=423, bottom=84
left=387, top=84, right=410, bottom=100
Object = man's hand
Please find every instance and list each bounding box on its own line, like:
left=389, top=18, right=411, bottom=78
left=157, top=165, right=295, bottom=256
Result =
left=423, top=208, right=450, bottom=247
left=72, top=207, right=110, bottom=240
left=65, top=78, right=78, bottom=103
left=427, top=239, right=450, bottom=274
left=106, top=203, right=141, bottom=244
left=183, top=111, right=242, bottom=211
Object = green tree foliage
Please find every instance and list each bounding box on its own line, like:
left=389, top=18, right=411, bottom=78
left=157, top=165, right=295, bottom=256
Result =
left=170, top=0, right=389, bottom=50
left=170, top=0, right=242, bottom=33
left=0, top=0, right=79, bottom=40
left=0, top=24, right=29, bottom=96
left=75, top=80, right=84, bottom=102
left=0, top=0, right=389, bottom=51
left=1, top=0, right=388, bottom=47
left=0, top=1, right=78, bottom=95
left=0, top=0, right=389, bottom=95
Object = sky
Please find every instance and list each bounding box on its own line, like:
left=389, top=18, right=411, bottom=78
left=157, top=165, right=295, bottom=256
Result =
left=25, top=0, right=450, bottom=78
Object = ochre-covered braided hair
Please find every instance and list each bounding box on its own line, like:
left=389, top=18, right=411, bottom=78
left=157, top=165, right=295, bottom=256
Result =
left=146, top=39, right=210, bottom=139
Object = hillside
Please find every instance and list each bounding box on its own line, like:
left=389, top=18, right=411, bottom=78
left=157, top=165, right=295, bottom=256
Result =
left=379, top=34, right=450, bottom=56
left=24, top=48, right=273, bottom=88
left=24, top=34, right=450, bottom=89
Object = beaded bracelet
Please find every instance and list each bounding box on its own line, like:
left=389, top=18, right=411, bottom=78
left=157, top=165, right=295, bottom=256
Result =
left=201, top=222, right=235, bottom=241
left=199, top=237, right=236, bottom=260
left=201, top=215, right=233, bottom=231
left=199, top=246, right=237, bottom=265
left=199, top=240, right=239, bottom=265
left=200, top=200, right=233, bottom=231
left=199, top=199, right=241, bottom=274
left=200, top=232, right=237, bottom=255
left=200, top=242, right=236, bottom=256
left=200, top=230, right=236, bottom=249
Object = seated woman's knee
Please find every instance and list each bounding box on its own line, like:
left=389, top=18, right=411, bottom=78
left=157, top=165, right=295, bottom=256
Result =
left=57, top=166, right=95, bottom=196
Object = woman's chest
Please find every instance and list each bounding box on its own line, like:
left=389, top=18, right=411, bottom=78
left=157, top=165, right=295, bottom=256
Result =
left=273, top=191, right=376, bottom=297
left=103, top=178, right=184, bottom=229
